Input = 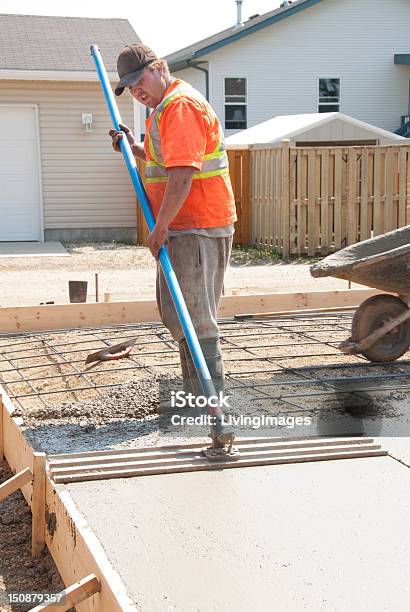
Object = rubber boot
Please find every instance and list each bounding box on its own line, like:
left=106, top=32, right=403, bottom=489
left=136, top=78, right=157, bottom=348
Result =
left=199, top=338, right=234, bottom=449
left=179, top=338, right=234, bottom=448
left=179, top=339, right=203, bottom=397
left=178, top=340, right=193, bottom=395
left=198, top=338, right=225, bottom=396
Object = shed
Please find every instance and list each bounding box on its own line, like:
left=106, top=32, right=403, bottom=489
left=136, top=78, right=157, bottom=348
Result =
left=0, top=13, right=140, bottom=242
left=225, top=112, right=407, bottom=148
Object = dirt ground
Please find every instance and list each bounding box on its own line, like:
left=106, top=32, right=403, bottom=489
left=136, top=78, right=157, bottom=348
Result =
left=0, top=243, right=357, bottom=307
left=0, top=462, right=65, bottom=612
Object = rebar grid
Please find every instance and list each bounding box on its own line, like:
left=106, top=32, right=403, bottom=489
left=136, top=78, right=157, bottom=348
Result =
left=0, top=313, right=409, bottom=412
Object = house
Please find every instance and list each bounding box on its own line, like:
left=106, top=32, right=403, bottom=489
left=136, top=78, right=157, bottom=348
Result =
left=0, top=14, right=141, bottom=242
left=225, top=112, right=407, bottom=147
left=165, top=0, right=410, bottom=138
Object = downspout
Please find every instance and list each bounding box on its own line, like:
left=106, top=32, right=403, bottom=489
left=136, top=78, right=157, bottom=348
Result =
left=186, top=59, right=209, bottom=101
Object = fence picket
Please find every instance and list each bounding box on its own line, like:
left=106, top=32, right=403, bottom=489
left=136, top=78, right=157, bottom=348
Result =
left=334, top=148, right=343, bottom=250
left=281, top=140, right=291, bottom=257
left=307, top=149, right=317, bottom=256
left=321, top=149, right=329, bottom=254
left=360, top=148, right=369, bottom=241
left=385, top=147, right=394, bottom=232
left=373, top=148, right=382, bottom=236
left=347, top=148, right=357, bottom=244
left=289, top=149, right=297, bottom=254
left=398, top=147, right=407, bottom=227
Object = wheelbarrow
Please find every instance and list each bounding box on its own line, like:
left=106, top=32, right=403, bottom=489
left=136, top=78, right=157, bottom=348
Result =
left=310, top=225, right=410, bottom=362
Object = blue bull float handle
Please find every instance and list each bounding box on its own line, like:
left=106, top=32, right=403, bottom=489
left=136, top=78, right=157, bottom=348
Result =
left=90, top=44, right=223, bottom=419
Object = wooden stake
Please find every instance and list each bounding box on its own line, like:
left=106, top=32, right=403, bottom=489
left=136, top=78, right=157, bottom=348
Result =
left=29, top=574, right=100, bottom=611
left=0, top=467, right=32, bottom=502
left=95, top=273, right=99, bottom=303
left=32, top=452, right=46, bottom=557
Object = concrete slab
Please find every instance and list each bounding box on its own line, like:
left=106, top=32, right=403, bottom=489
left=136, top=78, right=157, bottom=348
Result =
left=67, top=455, right=410, bottom=611
left=382, top=437, right=410, bottom=467
left=0, top=241, right=68, bottom=257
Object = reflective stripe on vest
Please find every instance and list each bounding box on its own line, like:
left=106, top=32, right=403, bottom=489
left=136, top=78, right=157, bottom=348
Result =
left=146, top=83, right=229, bottom=184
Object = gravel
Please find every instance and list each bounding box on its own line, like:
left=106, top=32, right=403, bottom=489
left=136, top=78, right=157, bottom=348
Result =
left=17, top=377, right=170, bottom=428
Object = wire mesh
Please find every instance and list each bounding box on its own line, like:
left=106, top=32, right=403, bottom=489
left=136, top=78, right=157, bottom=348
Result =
left=0, top=312, right=409, bottom=414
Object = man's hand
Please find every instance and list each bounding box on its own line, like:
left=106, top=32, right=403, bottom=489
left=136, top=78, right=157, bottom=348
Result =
left=109, top=123, right=136, bottom=152
left=147, top=223, right=169, bottom=259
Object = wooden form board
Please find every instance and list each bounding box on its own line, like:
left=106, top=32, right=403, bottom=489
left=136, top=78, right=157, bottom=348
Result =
left=0, top=289, right=382, bottom=334
left=0, top=467, right=32, bottom=502
left=0, top=384, right=136, bottom=611
left=30, top=575, right=100, bottom=612
left=47, top=437, right=387, bottom=484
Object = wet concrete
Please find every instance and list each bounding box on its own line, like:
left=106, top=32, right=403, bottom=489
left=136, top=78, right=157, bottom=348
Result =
left=67, top=455, right=410, bottom=611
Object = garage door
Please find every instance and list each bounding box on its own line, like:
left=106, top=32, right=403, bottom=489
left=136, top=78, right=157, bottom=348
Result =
left=0, top=106, right=42, bottom=241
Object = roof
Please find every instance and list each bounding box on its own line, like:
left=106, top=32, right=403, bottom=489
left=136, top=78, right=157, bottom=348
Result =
left=165, top=0, right=323, bottom=70
left=225, top=113, right=406, bottom=146
left=0, top=13, right=139, bottom=73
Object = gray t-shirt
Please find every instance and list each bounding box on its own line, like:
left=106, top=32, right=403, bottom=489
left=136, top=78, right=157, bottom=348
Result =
left=167, top=224, right=234, bottom=238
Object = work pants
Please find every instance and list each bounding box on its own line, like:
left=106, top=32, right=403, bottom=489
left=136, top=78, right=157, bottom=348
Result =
left=156, top=234, right=232, bottom=392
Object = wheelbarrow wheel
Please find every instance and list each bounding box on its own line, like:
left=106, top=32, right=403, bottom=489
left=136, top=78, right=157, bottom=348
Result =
left=351, top=294, right=410, bottom=362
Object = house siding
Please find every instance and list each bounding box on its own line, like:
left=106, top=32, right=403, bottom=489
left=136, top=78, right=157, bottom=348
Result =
left=0, top=80, right=136, bottom=235
left=174, top=0, right=410, bottom=135
left=172, top=67, right=208, bottom=98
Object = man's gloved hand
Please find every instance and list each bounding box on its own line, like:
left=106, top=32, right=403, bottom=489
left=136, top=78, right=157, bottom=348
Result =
left=108, top=123, right=136, bottom=152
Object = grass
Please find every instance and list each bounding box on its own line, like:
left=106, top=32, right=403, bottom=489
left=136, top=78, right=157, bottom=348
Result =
left=231, top=244, right=322, bottom=266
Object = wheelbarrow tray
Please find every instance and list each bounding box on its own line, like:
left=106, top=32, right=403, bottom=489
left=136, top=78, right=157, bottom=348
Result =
left=310, top=225, right=410, bottom=297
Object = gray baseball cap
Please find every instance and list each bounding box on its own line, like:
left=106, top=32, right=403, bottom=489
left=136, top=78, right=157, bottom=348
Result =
left=115, top=43, right=157, bottom=96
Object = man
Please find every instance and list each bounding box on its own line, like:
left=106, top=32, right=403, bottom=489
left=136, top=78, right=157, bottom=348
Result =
left=110, top=43, right=237, bottom=449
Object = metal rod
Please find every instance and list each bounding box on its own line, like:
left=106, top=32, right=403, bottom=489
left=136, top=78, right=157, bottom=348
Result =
left=40, top=337, right=103, bottom=397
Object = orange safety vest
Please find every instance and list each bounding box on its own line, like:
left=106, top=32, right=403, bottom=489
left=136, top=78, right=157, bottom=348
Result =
left=144, top=80, right=237, bottom=230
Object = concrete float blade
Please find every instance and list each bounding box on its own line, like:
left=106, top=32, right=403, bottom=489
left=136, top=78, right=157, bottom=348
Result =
left=48, top=437, right=387, bottom=483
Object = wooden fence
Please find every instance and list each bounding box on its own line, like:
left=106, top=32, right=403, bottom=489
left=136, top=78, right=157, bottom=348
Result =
left=248, top=141, right=410, bottom=256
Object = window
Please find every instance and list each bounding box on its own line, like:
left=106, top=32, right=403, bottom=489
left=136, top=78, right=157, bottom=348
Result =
left=225, top=78, right=247, bottom=129
left=318, top=78, right=340, bottom=112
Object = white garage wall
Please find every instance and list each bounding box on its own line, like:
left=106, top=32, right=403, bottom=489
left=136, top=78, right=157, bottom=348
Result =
left=0, top=80, right=135, bottom=235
